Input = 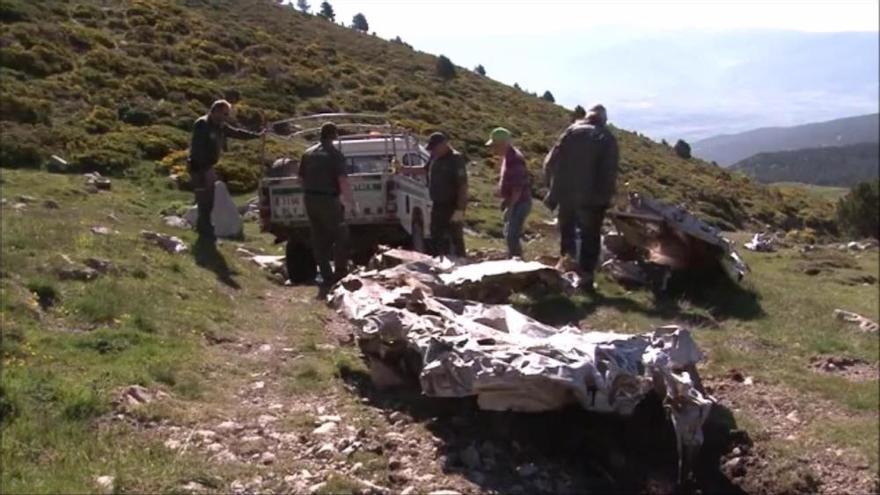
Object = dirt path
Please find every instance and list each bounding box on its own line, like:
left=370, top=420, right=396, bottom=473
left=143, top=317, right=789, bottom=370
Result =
left=109, top=284, right=878, bottom=495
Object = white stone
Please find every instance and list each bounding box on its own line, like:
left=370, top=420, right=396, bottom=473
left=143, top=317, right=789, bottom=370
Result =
left=313, top=422, right=338, bottom=435
left=260, top=452, right=276, bottom=465
left=95, top=475, right=115, bottom=494
left=316, top=442, right=336, bottom=458
left=317, top=415, right=342, bottom=423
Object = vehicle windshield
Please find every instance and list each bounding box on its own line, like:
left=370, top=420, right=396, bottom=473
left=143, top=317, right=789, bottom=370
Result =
left=346, top=155, right=390, bottom=174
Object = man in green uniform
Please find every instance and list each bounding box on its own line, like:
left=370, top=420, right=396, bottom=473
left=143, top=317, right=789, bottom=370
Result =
left=298, top=123, right=356, bottom=289
left=425, top=132, right=468, bottom=257
left=188, top=99, right=263, bottom=244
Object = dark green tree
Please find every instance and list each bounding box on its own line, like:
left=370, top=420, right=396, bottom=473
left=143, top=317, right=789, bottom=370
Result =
left=573, top=105, right=586, bottom=120
left=474, top=64, right=486, bottom=76
left=837, top=180, right=879, bottom=238
left=673, top=139, right=691, bottom=159
left=542, top=91, right=555, bottom=103
left=351, top=13, right=368, bottom=32
left=513, top=83, right=521, bottom=90
left=296, top=0, right=310, bottom=12
left=318, top=1, right=335, bottom=20
left=436, top=55, right=456, bottom=80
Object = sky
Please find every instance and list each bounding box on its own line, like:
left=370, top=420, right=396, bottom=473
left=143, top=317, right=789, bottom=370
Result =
left=303, top=1, right=880, bottom=141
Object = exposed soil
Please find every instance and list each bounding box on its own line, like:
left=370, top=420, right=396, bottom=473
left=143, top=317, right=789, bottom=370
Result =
left=810, top=356, right=878, bottom=382
left=704, top=374, right=878, bottom=495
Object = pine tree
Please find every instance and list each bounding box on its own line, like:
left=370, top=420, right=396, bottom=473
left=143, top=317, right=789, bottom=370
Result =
left=436, top=55, right=456, bottom=80
left=296, top=0, right=310, bottom=13
left=541, top=91, right=555, bottom=103
left=351, top=13, right=369, bottom=32
left=318, top=1, right=335, bottom=21
left=674, top=139, right=692, bottom=159
left=474, top=64, right=486, bottom=76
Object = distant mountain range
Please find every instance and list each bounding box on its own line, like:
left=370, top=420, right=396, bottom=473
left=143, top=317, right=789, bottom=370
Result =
left=730, top=142, right=879, bottom=187
left=692, top=113, right=880, bottom=166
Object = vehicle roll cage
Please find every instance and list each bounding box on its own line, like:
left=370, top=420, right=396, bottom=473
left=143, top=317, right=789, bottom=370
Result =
left=261, top=113, right=423, bottom=168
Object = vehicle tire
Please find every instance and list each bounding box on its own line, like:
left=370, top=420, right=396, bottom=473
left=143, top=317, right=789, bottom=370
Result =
left=411, top=219, right=426, bottom=253
left=286, top=240, right=317, bottom=284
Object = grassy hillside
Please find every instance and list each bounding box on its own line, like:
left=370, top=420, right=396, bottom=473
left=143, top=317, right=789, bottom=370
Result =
left=732, top=142, right=879, bottom=187
left=0, top=0, right=836, bottom=234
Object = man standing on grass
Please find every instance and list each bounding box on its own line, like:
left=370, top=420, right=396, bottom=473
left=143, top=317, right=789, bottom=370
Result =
left=299, top=122, right=356, bottom=291
left=487, top=127, right=531, bottom=258
left=425, top=132, right=468, bottom=257
left=188, top=99, right=264, bottom=244
left=543, top=104, right=619, bottom=291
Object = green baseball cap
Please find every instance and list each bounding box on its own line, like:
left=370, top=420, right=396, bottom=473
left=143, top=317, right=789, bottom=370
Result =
left=485, top=127, right=512, bottom=146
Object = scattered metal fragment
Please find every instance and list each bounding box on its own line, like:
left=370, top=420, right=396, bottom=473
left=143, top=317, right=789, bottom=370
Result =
left=833, top=309, right=879, bottom=333
left=744, top=232, right=778, bottom=252
left=141, top=230, right=188, bottom=254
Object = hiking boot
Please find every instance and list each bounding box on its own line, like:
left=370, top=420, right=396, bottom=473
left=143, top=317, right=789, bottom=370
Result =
left=578, top=276, right=598, bottom=294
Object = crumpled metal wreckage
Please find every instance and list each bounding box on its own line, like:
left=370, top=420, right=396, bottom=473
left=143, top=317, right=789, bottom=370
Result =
left=605, top=194, right=749, bottom=285
left=330, top=249, right=716, bottom=482
left=744, top=232, right=778, bottom=252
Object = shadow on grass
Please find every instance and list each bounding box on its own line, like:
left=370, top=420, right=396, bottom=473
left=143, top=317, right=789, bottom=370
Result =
left=193, top=239, right=241, bottom=290
left=339, top=366, right=748, bottom=494
left=519, top=268, right=764, bottom=328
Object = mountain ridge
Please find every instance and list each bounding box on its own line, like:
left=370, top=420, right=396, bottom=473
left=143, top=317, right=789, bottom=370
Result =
left=730, top=141, right=879, bottom=187
left=692, top=113, right=880, bottom=166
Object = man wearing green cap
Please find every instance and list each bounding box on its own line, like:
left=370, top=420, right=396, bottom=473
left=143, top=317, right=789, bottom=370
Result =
left=487, top=127, right=531, bottom=258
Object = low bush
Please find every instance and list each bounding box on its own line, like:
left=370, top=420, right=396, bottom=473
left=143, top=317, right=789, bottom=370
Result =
left=71, top=149, right=136, bottom=175
left=0, top=45, right=73, bottom=77
left=129, top=73, right=168, bottom=99
left=837, top=181, right=879, bottom=239
left=0, top=124, right=43, bottom=168
left=0, top=94, right=51, bottom=124
left=84, top=106, right=117, bottom=134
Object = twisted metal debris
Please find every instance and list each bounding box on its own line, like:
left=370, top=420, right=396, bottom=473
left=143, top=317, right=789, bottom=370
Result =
left=329, top=248, right=715, bottom=480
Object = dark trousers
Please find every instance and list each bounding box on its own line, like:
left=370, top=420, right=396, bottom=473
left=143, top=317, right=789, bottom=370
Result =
left=191, top=169, right=216, bottom=242
left=430, top=203, right=466, bottom=257
left=305, top=195, right=350, bottom=284
left=558, top=204, right=606, bottom=276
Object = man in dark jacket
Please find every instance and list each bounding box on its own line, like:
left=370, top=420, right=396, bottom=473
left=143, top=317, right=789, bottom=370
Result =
left=425, top=132, right=468, bottom=257
left=299, top=122, right=356, bottom=288
left=188, top=99, right=263, bottom=243
left=543, top=104, right=619, bottom=289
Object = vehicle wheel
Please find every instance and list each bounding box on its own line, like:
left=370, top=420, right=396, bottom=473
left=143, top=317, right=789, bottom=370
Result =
left=411, top=220, right=426, bottom=253
left=286, top=240, right=317, bottom=284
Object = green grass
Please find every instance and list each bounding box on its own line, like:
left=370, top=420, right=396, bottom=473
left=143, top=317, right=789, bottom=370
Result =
left=771, top=182, right=849, bottom=202
left=0, top=168, right=284, bottom=492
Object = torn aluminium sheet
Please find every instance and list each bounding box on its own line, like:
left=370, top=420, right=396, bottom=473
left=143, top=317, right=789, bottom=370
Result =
left=329, top=251, right=715, bottom=475
left=608, top=193, right=748, bottom=283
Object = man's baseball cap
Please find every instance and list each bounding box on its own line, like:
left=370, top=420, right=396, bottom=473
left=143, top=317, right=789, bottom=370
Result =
left=485, top=127, right=512, bottom=146
left=425, top=132, right=448, bottom=151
